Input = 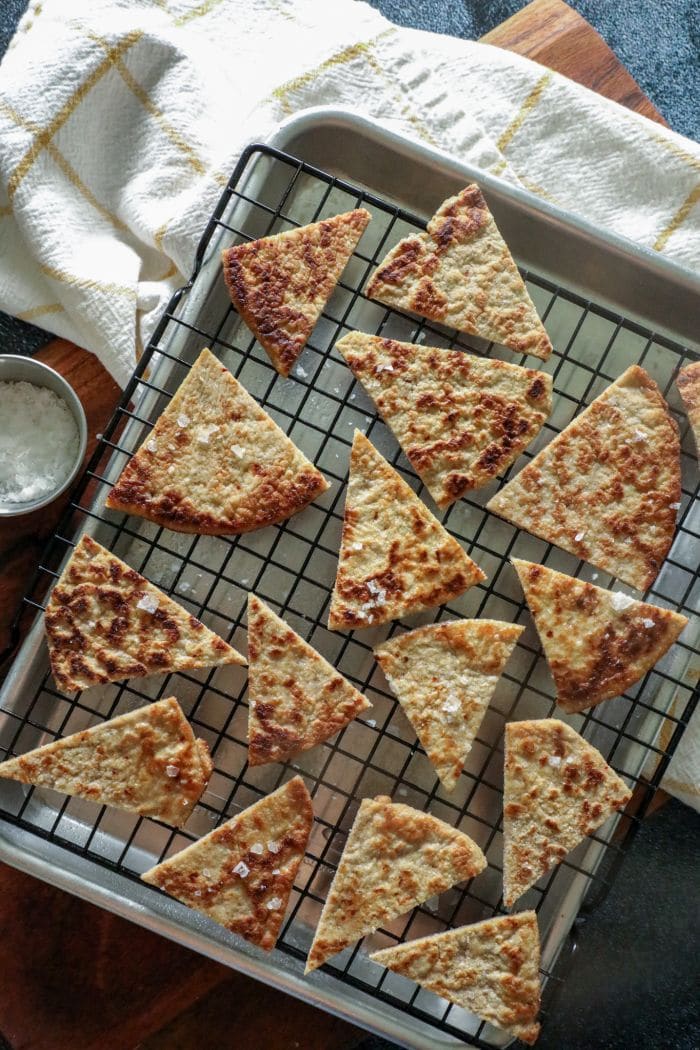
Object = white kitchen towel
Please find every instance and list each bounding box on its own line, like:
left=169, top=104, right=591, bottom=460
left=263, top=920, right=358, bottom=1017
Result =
left=0, top=0, right=698, bottom=808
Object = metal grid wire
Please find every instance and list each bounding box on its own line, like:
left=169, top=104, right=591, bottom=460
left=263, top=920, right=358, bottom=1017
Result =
left=1, top=143, right=699, bottom=1048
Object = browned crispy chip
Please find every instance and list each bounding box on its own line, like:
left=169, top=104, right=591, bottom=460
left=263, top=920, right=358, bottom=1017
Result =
left=305, top=795, right=487, bottom=972
left=222, top=209, right=370, bottom=375
left=328, top=431, right=485, bottom=630
left=375, top=619, right=523, bottom=791
left=503, top=719, right=631, bottom=908
left=106, top=348, right=328, bottom=534
left=371, top=911, right=541, bottom=1045
left=513, top=559, right=687, bottom=712
left=0, top=696, right=211, bottom=827
left=142, top=775, right=313, bottom=950
left=488, top=366, right=681, bottom=591
left=338, top=332, right=552, bottom=506
left=45, top=534, right=245, bottom=693
left=677, top=360, right=700, bottom=460
left=366, top=185, right=552, bottom=359
left=247, top=594, right=370, bottom=765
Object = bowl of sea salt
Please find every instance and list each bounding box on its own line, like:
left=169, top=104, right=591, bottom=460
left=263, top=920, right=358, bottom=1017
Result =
left=0, top=355, right=88, bottom=516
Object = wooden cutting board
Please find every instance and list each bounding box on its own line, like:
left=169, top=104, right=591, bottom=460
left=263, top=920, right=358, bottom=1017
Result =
left=0, top=2, right=669, bottom=1048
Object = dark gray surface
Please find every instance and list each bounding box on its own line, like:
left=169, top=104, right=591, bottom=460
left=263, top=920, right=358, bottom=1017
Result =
left=0, top=4, right=698, bottom=1049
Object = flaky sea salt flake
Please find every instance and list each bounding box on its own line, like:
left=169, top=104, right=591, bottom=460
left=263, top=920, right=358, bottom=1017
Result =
left=233, top=861, right=250, bottom=878
left=137, top=593, right=159, bottom=614
left=250, top=842, right=264, bottom=855
left=165, top=764, right=179, bottom=778
left=266, top=896, right=283, bottom=910
left=610, top=592, right=636, bottom=612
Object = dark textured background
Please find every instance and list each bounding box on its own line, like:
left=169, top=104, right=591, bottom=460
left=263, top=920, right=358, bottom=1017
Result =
left=0, top=3, right=699, bottom=1048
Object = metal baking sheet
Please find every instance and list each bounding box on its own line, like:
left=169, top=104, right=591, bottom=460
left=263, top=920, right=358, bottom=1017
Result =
left=0, top=108, right=698, bottom=1049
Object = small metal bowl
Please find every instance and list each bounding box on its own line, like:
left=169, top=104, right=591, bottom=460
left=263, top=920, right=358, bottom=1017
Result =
left=0, top=354, right=88, bottom=517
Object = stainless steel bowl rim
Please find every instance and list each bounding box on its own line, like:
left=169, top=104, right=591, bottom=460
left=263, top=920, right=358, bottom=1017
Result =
left=0, top=354, right=88, bottom=516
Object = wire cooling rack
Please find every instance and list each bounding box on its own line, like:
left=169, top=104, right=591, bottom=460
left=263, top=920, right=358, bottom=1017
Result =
left=1, top=143, right=699, bottom=1048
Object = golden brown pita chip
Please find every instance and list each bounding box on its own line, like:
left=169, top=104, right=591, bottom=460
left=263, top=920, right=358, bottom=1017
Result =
left=487, top=366, right=681, bottom=591
left=503, top=720, right=631, bottom=908
left=512, top=559, right=687, bottom=713
left=0, top=697, right=211, bottom=827
left=142, top=775, right=313, bottom=950
left=338, top=332, right=551, bottom=506
left=247, top=594, right=370, bottom=765
left=366, top=185, right=552, bottom=359
left=45, top=535, right=245, bottom=693
left=222, top=209, right=370, bottom=375
left=305, top=795, right=487, bottom=972
left=374, top=619, right=523, bottom=791
left=328, top=431, right=485, bottom=630
left=371, top=911, right=541, bottom=1045
left=677, top=360, right=700, bottom=459
left=106, top=348, right=328, bottom=534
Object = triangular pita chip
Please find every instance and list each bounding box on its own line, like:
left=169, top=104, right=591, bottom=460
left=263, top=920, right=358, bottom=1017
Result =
left=374, top=619, right=523, bottom=791
left=222, top=209, right=370, bottom=375
left=366, top=185, right=552, bottom=359
left=338, top=332, right=552, bottom=507
left=677, top=360, right=700, bottom=460
left=142, top=775, right=313, bottom=950
left=247, top=594, right=370, bottom=765
left=503, top=719, right=631, bottom=907
left=328, top=431, right=485, bottom=630
left=487, top=366, right=681, bottom=591
left=305, top=795, right=487, bottom=972
left=106, top=348, right=328, bottom=533
left=0, top=697, right=211, bottom=827
left=371, top=911, right=541, bottom=1045
left=513, top=559, right=687, bottom=713
left=45, top=534, right=245, bottom=693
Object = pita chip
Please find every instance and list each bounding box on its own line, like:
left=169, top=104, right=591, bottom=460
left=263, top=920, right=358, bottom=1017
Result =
left=45, top=534, right=245, bottom=693
left=328, top=431, right=485, bottom=630
left=222, top=209, right=370, bottom=375
left=338, top=332, right=552, bottom=507
left=107, top=348, right=328, bottom=534
left=247, top=594, right=370, bottom=765
left=503, top=719, right=631, bottom=907
left=677, top=360, right=700, bottom=459
left=371, top=911, right=541, bottom=1045
left=487, top=366, right=681, bottom=591
left=512, top=559, right=687, bottom=713
left=305, top=796, right=486, bottom=972
left=142, top=775, right=313, bottom=950
left=374, top=619, right=523, bottom=791
left=0, top=697, right=211, bottom=827
left=366, top=185, right=552, bottom=359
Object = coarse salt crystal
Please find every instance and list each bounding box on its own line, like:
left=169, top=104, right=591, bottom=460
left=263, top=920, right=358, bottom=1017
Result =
left=165, top=764, right=179, bottom=778
left=296, top=366, right=308, bottom=378
left=250, top=842, right=264, bottom=855
left=574, top=531, right=585, bottom=542
left=351, top=542, right=363, bottom=551
left=633, top=429, right=646, bottom=442
left=375, top=363, right=394, bottom=374
left=267, top=840, right=280, bottom=854
left=146, top=438, right=158, bottom=453
left=196, top=423, right=219, bottom=446
left=367, top=580, right=380, bottom=595
left=231, top=444, right=246, bottom=458
left=176, top=413, right=190, bottom=428
left=137, top=593, right=159, bottom=614
left=442, top=695, right=461, bottom=715
left=669, top=502, right=681, bottom=510
left=366, top=718, right=377, bottom=728
left=233, top=861, right=249, bottom=878
left=272, top=868, right=281, bottom=876
left=547, top=755, right=562, bottom=768
left=610, top=591, right=636, bottom=612
left=193, top=890, right=202, bottom=897
left=179, top=581, right=190, bottom=592
left=266, top=896, right=283, bottom=910
left=642, top=618, right=656, bottom=629
left=591, top=573, right=599, bottom=580
left=0, top=380, right=79, bottom=504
